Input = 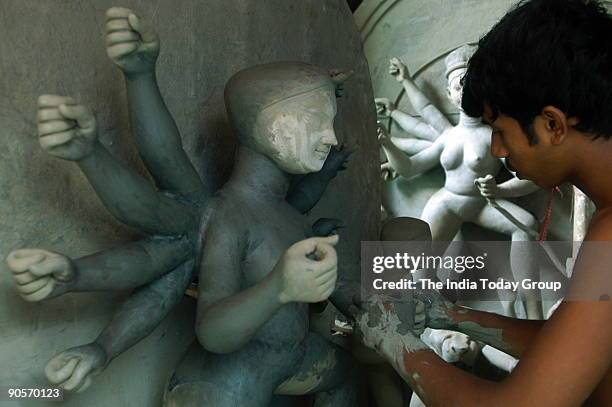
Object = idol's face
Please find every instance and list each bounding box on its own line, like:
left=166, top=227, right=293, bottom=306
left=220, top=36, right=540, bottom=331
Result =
left=447, top=69, right=465, bottom=109
left=257, top=89, right=338, bottom=174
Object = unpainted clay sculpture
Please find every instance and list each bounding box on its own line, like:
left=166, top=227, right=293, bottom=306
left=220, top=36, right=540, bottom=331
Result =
left=5, top=7, right=353, bottom=400
left=376, top=44, right=544, bottom=319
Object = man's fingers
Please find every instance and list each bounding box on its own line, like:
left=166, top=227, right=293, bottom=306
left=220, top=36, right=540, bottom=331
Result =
left=106, top=31, right=139, bottom=46
left=39, top=131, right=75, bottom=150
left=105, top=6, right=133, bottom=20
left=37, top=95, right=75, bottom=109
left=106, top=18, right=130, bottom=33
left=46, top=357, right=79, bottom=384
left=38, top=120, right=75, bottom=137
left=107, top=42, right=139, bottom=59
left=58, top=104, right=94, bottom=129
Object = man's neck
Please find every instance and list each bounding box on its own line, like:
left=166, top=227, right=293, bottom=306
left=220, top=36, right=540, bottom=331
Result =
left=568, top=133, right=612, bottom=210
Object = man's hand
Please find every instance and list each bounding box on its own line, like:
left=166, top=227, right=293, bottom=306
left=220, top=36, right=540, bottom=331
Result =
left=5, top=249, right=76, bottom=302
left=274, top=236, right=339, bottom=304
left=37, top=95, right=97, bottom=161
left=45, top=343, right=108, bottom=393
left=389, top=57, right=409, bottom=83
left=413, top=288, right=457, bottom=330
left=475, top=174, right=500, bottom=199
left=375, top=98, right=396, bottom=118
left=105, top=7, right=160, bottom=76
left=355, top=295, right=428, bottom=359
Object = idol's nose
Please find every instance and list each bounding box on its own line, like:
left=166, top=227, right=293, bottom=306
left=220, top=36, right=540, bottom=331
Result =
left=321, top=129, right=338, bottom=146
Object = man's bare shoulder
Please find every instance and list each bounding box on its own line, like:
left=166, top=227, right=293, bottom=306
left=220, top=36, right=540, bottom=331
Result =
left=585, top=207, right=612, bottom=241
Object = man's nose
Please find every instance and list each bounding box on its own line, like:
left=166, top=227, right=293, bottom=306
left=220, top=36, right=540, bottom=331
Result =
left=490, top=132, right=508, bottom=158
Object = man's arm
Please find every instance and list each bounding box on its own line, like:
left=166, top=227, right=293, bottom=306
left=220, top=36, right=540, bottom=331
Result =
left=105, top=7, right=208, bottom=201
left=373, top=218, right=612, bottom=406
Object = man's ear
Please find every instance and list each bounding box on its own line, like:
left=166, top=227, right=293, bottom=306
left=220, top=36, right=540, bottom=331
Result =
left=540, top=106, right=569, bottom=145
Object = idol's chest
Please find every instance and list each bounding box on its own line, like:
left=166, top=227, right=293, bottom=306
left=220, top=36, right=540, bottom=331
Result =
left=440, top=129, right=496, bottom=173
left=241, top=204, right=310, bottom=285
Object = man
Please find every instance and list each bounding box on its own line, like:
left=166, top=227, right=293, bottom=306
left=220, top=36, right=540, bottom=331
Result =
left=356, top=0, right=612, bottom=405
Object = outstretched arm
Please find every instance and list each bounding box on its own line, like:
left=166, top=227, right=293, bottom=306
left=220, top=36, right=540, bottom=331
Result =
left=388, top=58, right=452, bottom=134
left=375, top=98, right=438, bottom=141
left=378, top=126, right=443, bottom=179
left=105, top=7, right=207, bottom=202
left=36, top=95, right=196, bottom=235
left=5, top=236, right=193, bottom=301
left=44, top=260, right=195, bottom=393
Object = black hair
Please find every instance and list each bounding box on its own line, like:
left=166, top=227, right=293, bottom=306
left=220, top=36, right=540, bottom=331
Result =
left=462, top=0, right=612, bottom=141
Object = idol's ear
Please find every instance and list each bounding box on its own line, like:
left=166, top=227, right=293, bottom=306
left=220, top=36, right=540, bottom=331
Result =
left=329, top=69, right=355, bottom=98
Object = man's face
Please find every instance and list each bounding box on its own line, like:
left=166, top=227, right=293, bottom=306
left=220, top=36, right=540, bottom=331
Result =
left=258, top=89, right=338, bottom=174
left=484, top=105, right=566, bottom=188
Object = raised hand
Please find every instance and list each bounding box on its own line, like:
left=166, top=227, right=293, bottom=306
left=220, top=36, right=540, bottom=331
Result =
left=389, top=57, right=409, bottom=83
left=45, top=343, right=108, bottom=393
left=274, top=236, right=339, bottom=304
left=474, top=174, right=500, bottom=199
left=105, top=7, right=160, bottom=76
left=319, top=144, right=354, bottom=179
left=37, top=95, right=97, bottom=161
left=375, top=98, right=396, bottom=118
left=5, top=249, right=75, bottom=302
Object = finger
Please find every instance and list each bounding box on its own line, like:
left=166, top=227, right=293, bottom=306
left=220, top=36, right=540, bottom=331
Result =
left=17, top=277, right=51, bottom=294
left=105, top=18, right=130, bottom=33
left=107, top=42, right=139, bottom=59
left=61, top=360, right=90, bottom=391
left=128, top=14, right=157, bottom=43
left=37, top=108, right=63, bottom=123
left=20, top=279, right=54, bottom=302
left=37, top=95, right=75, bottom=109
left=39, top=131, right=75, bottom=150
left=390, top=57, right=400, bottom=65
left=38, top=120, right=75, bottom=136
left=374, top=98, right=389, bottom=104
left=105, top=6, right=133, bottom=19
left=45, top=356, right=79, bottom=384
left=320, top=280, right=337, bottom=299
left=58, top=104, right=95, bottom=129
left=6, top=250, right=45, bottom=272
left=28, top=258, right=60, bottom=277
left=106, top=31, right=139, bottom=47
left=13, top=271, right=37, bottom=285
left=299, top=235, right=340, bottom=254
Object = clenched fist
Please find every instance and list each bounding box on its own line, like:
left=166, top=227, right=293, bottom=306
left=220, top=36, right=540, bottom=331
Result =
left=389, top=57, right=409, bottom=83
left=5, top=248, right=75, bottom=302
left=375, top=98, right=396, bottom=118
left=37, top=95, right=97, bottom=161
left=274, top=235, right=339, bottom=304
left=105, top=7, right=160, bottom=76
left=45, top=343, right=108, bottom=393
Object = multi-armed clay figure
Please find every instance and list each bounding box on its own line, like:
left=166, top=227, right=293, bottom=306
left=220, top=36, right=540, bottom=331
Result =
left=376, top=45, right=544, bottom=319
left=5, top=7, right=353, bottom=399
